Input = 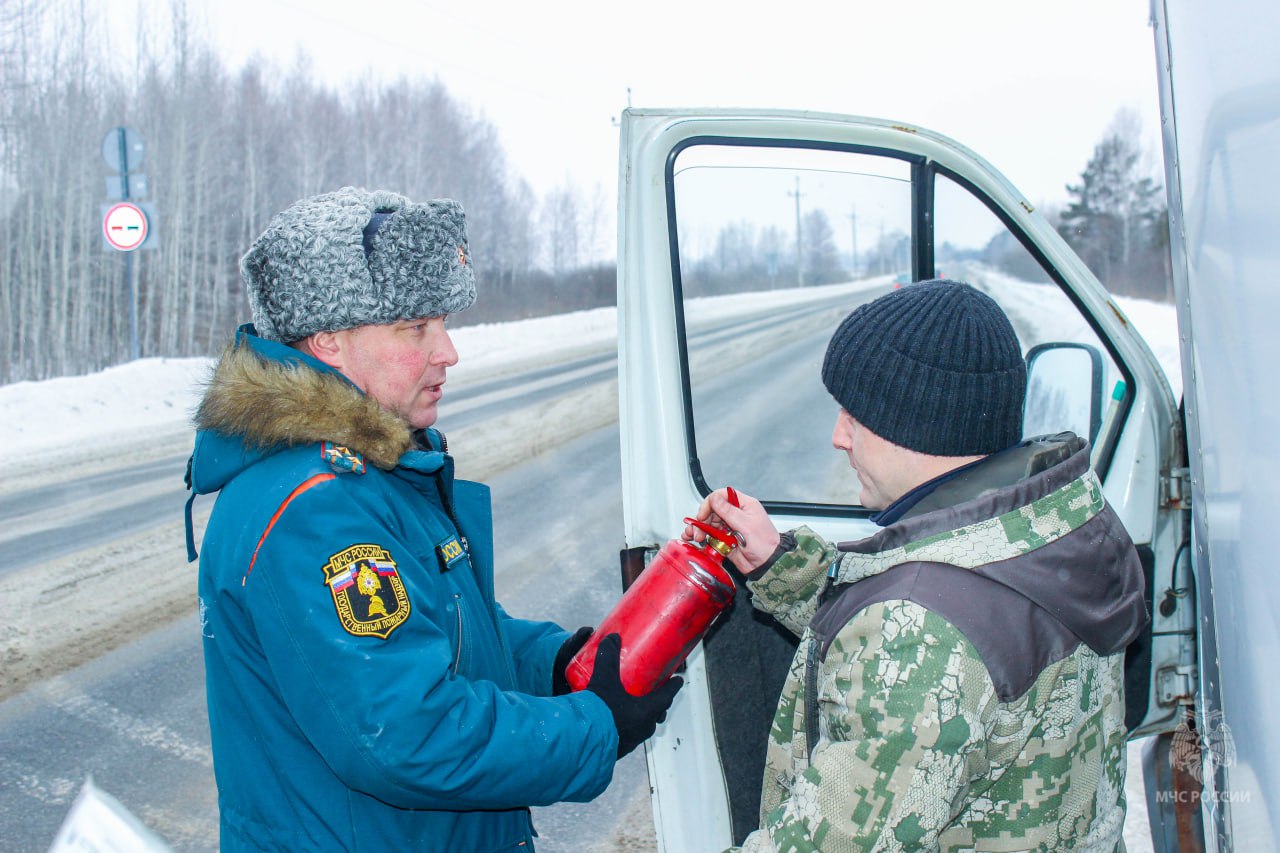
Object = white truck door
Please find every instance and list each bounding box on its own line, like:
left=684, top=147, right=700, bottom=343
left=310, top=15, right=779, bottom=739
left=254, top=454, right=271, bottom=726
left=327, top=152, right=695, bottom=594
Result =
left=615, top=108, right=1189, bottom=851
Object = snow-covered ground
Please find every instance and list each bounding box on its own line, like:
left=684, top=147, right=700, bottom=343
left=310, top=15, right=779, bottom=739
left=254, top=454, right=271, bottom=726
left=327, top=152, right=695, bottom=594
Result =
left=0, top=277, right=1179, bottom=850
left=0, top=280, right=859, bottom=466
left=0, top=276, right=1180, bottom=465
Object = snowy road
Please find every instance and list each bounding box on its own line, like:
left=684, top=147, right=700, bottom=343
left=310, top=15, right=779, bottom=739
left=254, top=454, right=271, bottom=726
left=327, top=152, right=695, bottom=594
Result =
left=0, top=297, right=843, bottom=577
left=0, top=294, right=852, bottom=851
left=0, top=281, right=1159, bottom=851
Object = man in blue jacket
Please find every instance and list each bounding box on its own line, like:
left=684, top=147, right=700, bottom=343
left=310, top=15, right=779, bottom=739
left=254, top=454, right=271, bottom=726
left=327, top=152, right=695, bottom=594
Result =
left=185, top=187, right=680, bottom=851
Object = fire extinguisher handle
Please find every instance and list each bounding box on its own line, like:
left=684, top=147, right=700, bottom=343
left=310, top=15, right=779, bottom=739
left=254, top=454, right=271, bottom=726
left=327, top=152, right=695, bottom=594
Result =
left=683, top=517, right=737, bottom=548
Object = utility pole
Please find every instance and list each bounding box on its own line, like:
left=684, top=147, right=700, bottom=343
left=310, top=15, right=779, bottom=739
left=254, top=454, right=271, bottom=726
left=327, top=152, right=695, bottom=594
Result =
left=849, top=207, right=858, bottom=279
left=788, top=176, right=804, bottom=287
left=878, top=221, right=886, bottom=275
left=118, top=130, right=137, bottom=362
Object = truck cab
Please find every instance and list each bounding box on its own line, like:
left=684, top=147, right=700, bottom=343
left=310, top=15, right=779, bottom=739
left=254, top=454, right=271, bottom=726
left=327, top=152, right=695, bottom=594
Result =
left=614, top=107, right=1194, bottom=850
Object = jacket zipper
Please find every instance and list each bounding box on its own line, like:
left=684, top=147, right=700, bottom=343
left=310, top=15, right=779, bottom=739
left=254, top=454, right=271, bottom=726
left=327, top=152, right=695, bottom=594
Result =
left=804, top=572, right=838, bottom=767
left=452, top=592, right=464, bottom=672
left=431, top=464, right=518, bottom=687
left=804, top=632, right=821, bottom=768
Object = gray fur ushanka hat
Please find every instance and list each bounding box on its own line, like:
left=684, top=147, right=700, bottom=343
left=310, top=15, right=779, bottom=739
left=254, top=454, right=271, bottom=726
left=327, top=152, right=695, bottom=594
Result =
left=241, top=187, right=477, bottom=342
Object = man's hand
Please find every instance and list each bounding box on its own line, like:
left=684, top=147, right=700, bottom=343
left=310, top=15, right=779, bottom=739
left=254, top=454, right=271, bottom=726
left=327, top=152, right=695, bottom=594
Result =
left=552, top=626, right=593, bottom=695
left=683, top=488, right=780, bottom=576
left=585, top=634, right=683, bottom=758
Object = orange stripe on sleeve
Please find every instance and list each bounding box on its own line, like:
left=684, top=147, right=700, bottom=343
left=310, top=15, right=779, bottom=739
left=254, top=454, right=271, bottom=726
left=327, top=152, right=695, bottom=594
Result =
left=243, top=473, right=337, bottom=585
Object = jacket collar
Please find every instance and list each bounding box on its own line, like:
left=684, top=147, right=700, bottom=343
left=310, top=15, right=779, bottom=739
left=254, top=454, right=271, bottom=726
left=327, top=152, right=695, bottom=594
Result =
left=191, top=324, right=424, bottom=490
left=184, top=325, right=451, bottom=563
left=838, top=432, right=1090, bottom=559
left=830, top=432, right=1145, bottom=661
left=868, top=450, right=1006, bottom=527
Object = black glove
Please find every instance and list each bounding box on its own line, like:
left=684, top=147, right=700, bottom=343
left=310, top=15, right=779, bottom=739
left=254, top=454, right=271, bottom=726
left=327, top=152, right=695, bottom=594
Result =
left=552, top=626, right=594, bottom=696
left=585, top=633, right=684, bottom=758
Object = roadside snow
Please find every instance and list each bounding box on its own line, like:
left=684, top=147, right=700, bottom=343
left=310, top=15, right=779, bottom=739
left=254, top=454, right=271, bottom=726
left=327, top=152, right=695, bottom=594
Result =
left=0, top=279, right=885, bottom=467
left=0, top=276, right=1180, bottom=469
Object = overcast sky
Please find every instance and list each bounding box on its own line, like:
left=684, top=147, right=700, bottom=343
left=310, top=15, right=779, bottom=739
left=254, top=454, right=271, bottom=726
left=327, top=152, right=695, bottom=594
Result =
left=117, top=0, right=1163, bottom=209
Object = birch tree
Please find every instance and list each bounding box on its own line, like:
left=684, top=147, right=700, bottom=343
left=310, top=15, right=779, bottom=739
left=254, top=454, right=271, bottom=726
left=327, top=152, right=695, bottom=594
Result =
left=0, top=0, right=607, bottom=383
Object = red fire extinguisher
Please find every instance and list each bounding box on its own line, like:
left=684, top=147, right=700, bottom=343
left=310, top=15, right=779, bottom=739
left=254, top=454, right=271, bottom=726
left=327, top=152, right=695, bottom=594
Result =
left=565, top=515, right=739, bottom=696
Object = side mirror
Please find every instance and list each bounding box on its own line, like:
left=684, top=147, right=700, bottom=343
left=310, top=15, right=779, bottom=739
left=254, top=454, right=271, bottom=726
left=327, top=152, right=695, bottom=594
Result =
left=1024, top=342, right=1104, bottom=443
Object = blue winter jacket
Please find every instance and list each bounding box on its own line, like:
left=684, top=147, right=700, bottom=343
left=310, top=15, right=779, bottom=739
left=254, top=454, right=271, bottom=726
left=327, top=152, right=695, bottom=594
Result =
left=186, top=326, right=618, bottom=851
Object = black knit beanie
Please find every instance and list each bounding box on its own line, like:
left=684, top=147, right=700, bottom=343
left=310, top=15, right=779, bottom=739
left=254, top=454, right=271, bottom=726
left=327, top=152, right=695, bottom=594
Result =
left=821, top=280, right=1026, bottom=456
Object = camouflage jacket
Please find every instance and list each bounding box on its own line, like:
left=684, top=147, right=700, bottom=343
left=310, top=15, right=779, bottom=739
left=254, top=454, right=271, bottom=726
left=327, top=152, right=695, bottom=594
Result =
left=735, top=435, right=1148, bottom=852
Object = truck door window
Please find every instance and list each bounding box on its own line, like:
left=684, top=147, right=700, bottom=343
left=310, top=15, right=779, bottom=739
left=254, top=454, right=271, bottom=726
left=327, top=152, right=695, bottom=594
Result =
left=933, top=172, right=1126, bottom=449
left=671, top=142, right=913, bottom=507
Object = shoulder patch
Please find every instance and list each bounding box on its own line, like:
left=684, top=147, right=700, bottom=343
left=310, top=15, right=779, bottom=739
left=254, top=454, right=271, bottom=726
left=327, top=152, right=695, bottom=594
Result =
left=321, top=441, right=366, bottom=474
left=323, top=544, right=411, bottom=638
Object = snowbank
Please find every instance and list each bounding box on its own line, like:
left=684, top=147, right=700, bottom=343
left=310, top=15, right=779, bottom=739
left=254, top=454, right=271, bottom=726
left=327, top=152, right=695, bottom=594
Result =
left=0, top=282, right=1180, bottom=467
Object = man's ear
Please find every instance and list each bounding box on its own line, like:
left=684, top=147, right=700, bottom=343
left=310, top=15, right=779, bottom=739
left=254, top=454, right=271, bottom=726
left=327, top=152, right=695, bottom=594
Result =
left=304, top=330, right=345, bottom=371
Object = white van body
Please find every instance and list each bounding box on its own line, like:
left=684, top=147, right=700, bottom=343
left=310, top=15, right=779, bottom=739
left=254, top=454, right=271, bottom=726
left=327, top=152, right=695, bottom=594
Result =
left=612, top=2, right=1278, bottom=849
left=1151, top=0, right=1280, bottom=848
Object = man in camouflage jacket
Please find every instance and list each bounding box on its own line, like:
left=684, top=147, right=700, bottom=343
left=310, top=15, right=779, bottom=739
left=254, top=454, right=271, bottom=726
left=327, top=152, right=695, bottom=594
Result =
left=690, top=281, right=1148, bottom=852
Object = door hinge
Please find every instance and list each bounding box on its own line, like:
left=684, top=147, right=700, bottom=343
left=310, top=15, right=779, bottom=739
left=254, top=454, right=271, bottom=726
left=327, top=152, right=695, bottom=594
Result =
left=1161, top=466, right=1192, bottom=510
left=1157, top=663, right=1198, bottom=706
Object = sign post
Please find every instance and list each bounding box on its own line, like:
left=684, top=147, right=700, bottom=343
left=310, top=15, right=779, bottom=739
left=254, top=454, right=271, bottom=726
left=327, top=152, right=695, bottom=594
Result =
left=101, top=127, right=153, bottom=361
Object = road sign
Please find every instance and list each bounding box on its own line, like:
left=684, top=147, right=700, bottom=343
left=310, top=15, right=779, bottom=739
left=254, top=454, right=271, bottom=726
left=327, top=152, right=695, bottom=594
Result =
left=103, top=202, right=148, bottom=251
left=101, top=127, right=144, bottom=173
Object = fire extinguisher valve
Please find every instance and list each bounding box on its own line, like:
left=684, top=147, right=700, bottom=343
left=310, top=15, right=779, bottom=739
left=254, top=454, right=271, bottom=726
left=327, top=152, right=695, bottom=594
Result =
left=683, top=517, right=737, bottom=559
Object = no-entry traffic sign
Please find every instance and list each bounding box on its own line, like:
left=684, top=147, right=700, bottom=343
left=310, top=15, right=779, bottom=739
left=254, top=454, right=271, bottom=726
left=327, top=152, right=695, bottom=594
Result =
left=103, top=202, right=148, bottom=251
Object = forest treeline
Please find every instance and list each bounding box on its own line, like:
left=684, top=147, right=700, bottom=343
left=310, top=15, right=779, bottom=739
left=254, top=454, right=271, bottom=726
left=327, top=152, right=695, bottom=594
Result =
left=679, top=109, right=1172, bottom=304
left=1, top=3, right=1171, bottom=384
left=0, top=2, right=613, bottom=383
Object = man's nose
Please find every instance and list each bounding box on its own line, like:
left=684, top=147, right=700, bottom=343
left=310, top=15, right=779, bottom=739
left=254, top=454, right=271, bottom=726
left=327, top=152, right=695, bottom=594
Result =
left=434, top=329, right=459, bottom=366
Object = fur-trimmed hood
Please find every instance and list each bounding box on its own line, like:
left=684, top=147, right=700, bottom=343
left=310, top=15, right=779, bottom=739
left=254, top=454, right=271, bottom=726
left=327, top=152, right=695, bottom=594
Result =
left=189, top=326, right=418, bottom=495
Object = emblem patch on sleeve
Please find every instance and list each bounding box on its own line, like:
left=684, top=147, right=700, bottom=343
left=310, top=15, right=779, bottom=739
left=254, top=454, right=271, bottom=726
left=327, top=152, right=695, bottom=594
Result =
left=323, top=544, right=411, bottom=638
